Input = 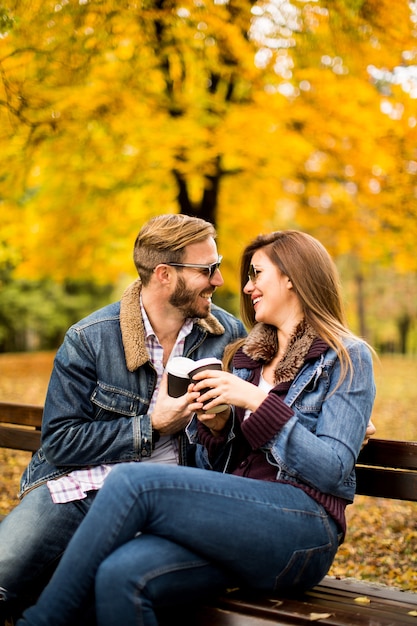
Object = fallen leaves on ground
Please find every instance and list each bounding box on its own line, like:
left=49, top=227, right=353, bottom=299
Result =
left=329, top=495, right=417, bottom=591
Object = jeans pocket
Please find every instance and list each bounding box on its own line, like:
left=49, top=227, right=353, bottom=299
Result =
left=273, top=543, right=336, bottom=592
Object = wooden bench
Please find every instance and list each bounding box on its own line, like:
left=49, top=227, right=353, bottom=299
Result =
left=1, top=401, right=417, bottom=625
left=0, top=401, right=43, bottom=455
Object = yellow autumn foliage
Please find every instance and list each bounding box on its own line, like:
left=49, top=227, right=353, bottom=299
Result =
left=0, top=0, right=416, bottom=293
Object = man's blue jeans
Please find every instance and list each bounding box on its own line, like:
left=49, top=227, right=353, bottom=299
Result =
left=0, top=483, right=96, bottom=603
left=18, top=463, right=341, bottom=626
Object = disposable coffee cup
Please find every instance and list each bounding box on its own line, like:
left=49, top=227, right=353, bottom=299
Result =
left=188, top=358, right=229, bottom=413
left=166, top=357, right=194, bottom=397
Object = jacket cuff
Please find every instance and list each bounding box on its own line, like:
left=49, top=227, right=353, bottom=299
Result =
left=138, top=414, right=152, bottom=458
left=197, top=419, right=230, bottom=457
left=241, top=391, right=294, bottom=449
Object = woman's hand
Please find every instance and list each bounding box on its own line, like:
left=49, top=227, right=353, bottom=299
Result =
left=190, top=369, right=267, bottom=414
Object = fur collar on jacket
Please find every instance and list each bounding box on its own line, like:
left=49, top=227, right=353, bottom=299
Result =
left=242, top=319, right=319, bottom=384
left=120, top=279, right=227, bottom=372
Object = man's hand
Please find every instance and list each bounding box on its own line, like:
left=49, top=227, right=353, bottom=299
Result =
left=194, top=405, right=232, bottom=436
left=151, top=373, right=200, bottom=435
left=361, top=419, right=376, bottom=449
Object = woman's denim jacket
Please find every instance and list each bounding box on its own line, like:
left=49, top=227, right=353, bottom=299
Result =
left=188, top=333, right=376, bottom=503
left=19, top=280, right=246, bottom=497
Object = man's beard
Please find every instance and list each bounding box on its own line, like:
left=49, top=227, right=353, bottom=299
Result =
left=169, top=275, right=211, bottom=319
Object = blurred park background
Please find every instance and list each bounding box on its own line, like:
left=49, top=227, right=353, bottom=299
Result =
left=1, top=0, right=417, bottom=591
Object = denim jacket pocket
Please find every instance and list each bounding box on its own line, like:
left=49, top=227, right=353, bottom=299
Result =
left=91, top=382, right=148, bottom=419
left=293, top=368, right=330, bottom=413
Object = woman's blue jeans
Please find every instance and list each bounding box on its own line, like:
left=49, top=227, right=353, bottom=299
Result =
left=18, top=463, right=341, bottom=626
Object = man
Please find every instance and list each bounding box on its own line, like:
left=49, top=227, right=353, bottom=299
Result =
left=0, top=214, right=247, bottom=623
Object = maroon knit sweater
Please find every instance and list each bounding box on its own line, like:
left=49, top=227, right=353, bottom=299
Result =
left=197, top=338, right=348, bottom=539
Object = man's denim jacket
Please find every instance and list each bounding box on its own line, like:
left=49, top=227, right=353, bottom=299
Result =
left=188, top=335, right=375, bottom=503
left=19, top=280, right=246, bottom=497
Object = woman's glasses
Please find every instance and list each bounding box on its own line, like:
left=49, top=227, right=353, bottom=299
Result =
left=248, top=265, right=260, bottom=283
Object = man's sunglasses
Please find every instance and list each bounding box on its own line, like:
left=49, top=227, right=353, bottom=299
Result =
left=166, top=256, right=223, bottom=279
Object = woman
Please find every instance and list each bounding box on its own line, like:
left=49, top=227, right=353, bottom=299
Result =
left=17, top=230, right=376, bottom=626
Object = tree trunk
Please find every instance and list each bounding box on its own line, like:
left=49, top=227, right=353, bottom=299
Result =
left=355, top=272, right=368, bottom=340
left=397, top=313, right=411, bottom=354
left=173, top=157, right=221, bottom=226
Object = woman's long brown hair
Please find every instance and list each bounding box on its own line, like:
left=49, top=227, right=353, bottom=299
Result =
left=223, top=230, right=375, bottom=386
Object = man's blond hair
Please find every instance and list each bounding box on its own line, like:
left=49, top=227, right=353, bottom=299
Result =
left=133, top=214, right=216, bottom=285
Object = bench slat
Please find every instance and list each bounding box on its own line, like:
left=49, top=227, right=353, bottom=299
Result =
left=0, top=425, right=41, bottom=453
left=356, top=466, right=417, bottom=500
left=205, top=578, right=417, bottom=626
left=358, top=438, right=417, bottom=470
left=314, top=576, right=417, bottom=606
left=0, top=402, right=43, bottom=428
left=0, top=402, right=43, bottom=454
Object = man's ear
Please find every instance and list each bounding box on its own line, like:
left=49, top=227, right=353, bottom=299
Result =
left=153, top=264, right=175, bottom=285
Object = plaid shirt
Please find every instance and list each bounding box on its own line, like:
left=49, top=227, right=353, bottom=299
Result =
left=47, top=299, right=194, bottom=503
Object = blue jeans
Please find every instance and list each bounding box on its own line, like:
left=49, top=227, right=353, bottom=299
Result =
left=18, top=463, right=341, bottom=626
left=0, top=483, right=96, bottom=604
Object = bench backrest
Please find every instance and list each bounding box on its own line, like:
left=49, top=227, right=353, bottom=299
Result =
left=0, top=401, right=416, bottom=502
left=0, top=401, right=43, bottom=453
left=356, top=438, right=417, bottom=501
